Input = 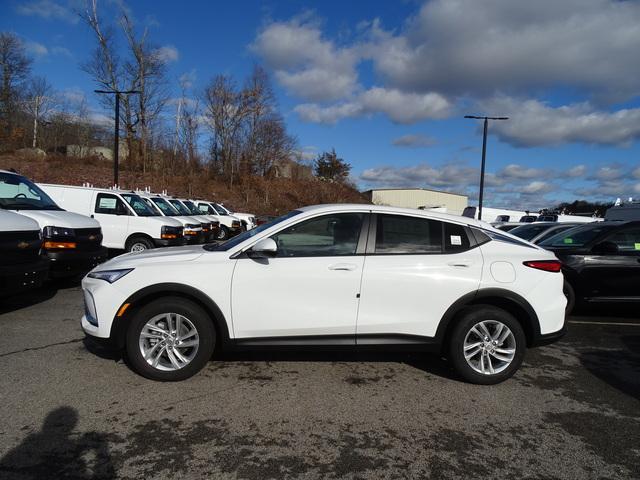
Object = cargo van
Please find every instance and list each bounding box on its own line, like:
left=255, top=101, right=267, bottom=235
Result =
left=211, top=202, right=256, bottom=230
left=193, top=200, right=242, bottom=240
left=136, top=192, right=219, bottom=243
left=1, top=170, right=107, bottom=277
left=0, top=210, right=50, bottom=295
left=39, top=184, right=185, bottom=252
left=169, top=198, right=240, bottom=240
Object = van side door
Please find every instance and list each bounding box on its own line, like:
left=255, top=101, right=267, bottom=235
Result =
left=92, top=193, right=131, bottom=249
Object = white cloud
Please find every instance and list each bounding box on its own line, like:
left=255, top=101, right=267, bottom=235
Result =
left=295, top=87, right=450, bottom=124
left=369, top=0, right=640, bottom=101
left=252, top=19, right=359, bottom=102
left=567, top=165, right=587, bottom=177
left=480, top=97, right=640, bottom=147
left=16, top=0, right=78, bottom=24
left=392, top=134, right=436, bottom=148
left=51, top=46, right=72, bottom=57
left=521, top=181, right=554, bottom=194
left=153, top=45, right=179, bottom=63
left=25, top=41, right=48, bottom=57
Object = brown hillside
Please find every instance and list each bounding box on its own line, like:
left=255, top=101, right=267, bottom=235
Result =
left=1, top=155, right=369, bottom=215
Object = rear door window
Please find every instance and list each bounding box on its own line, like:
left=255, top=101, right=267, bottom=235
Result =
left=604, top=228, right=640, bottom=254
left=443, top=222, right=471, bottom=253
left=375, top=215, right=442, bottom=254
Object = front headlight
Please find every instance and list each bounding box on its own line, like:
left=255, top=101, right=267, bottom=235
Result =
left=43, top=225, right=74, bottom=238
left=87, top=268, right=134, bottom=283
left=161, top=225, right=183, bottom=239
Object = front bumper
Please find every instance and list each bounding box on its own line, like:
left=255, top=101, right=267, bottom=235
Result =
left=153, top=237, right=185, bottom=248
left=0, top=258, right=50, bottom=296
left=46, top=247, right=108, bottom=278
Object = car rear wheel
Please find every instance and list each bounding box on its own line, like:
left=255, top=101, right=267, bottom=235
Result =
left=448, top=306, right=526, bottom=385
left=125, top=298, right=215, bottom=381
left=563, top=280, right=575, bottom=316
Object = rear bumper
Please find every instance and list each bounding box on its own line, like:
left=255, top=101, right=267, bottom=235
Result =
left=46, top=247, right=108, bottom=278
left=0, top=258, right=50, bottom=296
left=531, top=323, right=567, bottom=347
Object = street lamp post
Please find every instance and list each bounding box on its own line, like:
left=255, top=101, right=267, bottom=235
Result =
left=464, top=115, right=509, bottom=221
left=94, top=89, right=141, bottom=186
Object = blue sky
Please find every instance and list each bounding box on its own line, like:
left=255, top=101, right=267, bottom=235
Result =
left=3, top=0, right=640, bottom=209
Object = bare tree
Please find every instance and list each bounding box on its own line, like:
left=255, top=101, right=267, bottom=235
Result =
left=120, top=13, right=168, bottom=173
left=0, top=32, right=32, bottom=148
left=80, top=0, right=137, bottom=165
left=203, top=75, right=252, bottom=186
left=24, top=76, right=55, bottom=148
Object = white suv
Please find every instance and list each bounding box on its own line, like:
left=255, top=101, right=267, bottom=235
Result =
left=81, top=204, right=566, bottom=384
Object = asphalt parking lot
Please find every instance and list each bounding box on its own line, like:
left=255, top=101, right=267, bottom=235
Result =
left=0, top=283, right=638, bottom=480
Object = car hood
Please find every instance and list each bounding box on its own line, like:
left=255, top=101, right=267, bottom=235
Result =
left=0, top=210, right=41, bottom=231
left=98, top=245, right=206, bottom=269
left=11, top=209, right=100, bottom=229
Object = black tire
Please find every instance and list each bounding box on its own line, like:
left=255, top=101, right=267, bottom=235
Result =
left=563, top=280, right=576, bottom=316
left=125, top=236, right=154, bottom=253
left=125, top=297, right=215, bottom=381
left=448, top=306, right=526, bottom=385
left=217, top=225, right=229, bottom=240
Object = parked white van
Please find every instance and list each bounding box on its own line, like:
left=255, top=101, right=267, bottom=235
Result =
left=0, top=209, right=50, bottom=295
left=169, top=198, right=240, bottom=240
left=193, top=200, right=242, bottom=239
left=136, top=192, right=219, bottom=243
left=39, top=184, right=185, bottom=252
left=203, top=201, right=256, bottom=230
left=1, top=170, right=107, bottom=277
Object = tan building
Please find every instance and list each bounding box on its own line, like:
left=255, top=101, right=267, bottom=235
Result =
left=364, top=188, right=468, bottom=215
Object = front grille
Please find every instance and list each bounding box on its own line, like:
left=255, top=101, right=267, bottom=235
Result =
left=74, top=228, right=103, bottom=252
left=0, top=230, right=42, bottom=265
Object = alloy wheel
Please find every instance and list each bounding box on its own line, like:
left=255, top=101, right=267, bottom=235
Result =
left=138, top=313, right=200, bottom=371
left=463, top=320, right=516, bottom=375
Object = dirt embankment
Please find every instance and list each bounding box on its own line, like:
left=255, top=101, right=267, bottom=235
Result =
left=1, top=155, right=369, bottom=215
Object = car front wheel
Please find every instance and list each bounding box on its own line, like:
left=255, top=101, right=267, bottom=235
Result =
left=448, top=306, right=526, bottom=385
left=217, top=225, right=229, bottom=240
left=125, top=298, right=215, bottom=381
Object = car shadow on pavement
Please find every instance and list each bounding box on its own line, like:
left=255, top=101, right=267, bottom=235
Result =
left=0, top=278, right=80, bottom=316
left=580, top=335, right=640, bottom=401
left=215, top=350, right=459, bottom=382
left=0, top=406, right=116, bottom=480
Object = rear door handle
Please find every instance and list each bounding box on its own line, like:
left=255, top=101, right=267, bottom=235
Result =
left=328, top=263, right=358, bottom=271
left=447, top=260, right=472, bottom=268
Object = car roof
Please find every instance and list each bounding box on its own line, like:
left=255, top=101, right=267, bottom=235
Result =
left=297, top=203, right=490, bottom=228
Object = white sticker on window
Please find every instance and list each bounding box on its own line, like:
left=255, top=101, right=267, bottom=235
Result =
left=450, top=235, right=462, bottom=245
left=99, top=197, right=117, bottom=209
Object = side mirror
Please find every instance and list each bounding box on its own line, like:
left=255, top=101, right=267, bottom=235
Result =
left=592, top=241, right=618, bottom=255
left=247, top=237, right=277, bottom=258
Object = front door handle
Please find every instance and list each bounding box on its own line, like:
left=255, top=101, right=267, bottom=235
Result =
left=328, top=263, right=358, bottom=271
left=447, top=260, right=472, bottom=268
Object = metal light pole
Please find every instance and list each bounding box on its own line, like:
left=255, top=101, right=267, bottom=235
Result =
left=94, top=89, right=141, bottom=186
left=464, top=115, right=509, bottom=220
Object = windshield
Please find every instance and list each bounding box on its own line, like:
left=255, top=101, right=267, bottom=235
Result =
left=217, top=203, right=232, bottom=214
left=0, top=172, right=61, bottom=211
left=151, top=197, right=180, bottom=216
left=168, top=199, right=192, bottom=215
left=510, top=224, right=552, bottom=241
left=181, top=200, right=202, bottom=216
left=539, top=223, right=615, bottom=247
left=121, top=194, right=158, bottom=217
left=212, top=203, right=228, bottom=216
left=205, top=210, right=302, bottom=251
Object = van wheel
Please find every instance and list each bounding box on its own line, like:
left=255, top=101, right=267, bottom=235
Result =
left=125, top=297, right=215, bottom=381
left=448, top=306, right=526, bottom=385
left=126, top=236, right=153, bottom=253
left=217, top=225, right=229, bottom=240
left=563, top=280, right=575, bottom=316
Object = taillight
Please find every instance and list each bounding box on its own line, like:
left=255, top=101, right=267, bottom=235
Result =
left=523, top=260, right=562, bottom=272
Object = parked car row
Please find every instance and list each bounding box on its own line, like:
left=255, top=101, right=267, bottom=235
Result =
left=491, top=205, right=640, bottom=315
left=0, top=169, right=255, bottom=295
